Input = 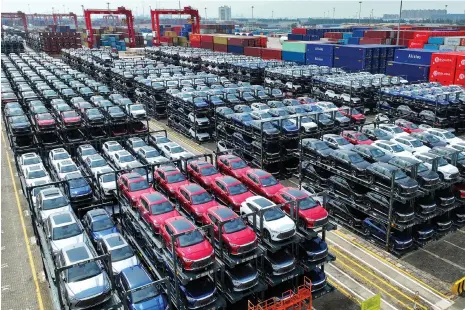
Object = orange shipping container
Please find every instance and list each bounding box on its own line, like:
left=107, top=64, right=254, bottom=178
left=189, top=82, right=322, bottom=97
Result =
left=189, top=34, right=201, bottom=42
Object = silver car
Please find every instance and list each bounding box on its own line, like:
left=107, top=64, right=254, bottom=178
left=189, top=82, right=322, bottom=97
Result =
left=45, top=210, right=85, bottom=254
left=322, top=134, right=354, bottom=150
left=36, top=187, right=72, bottom=222
left=56, top=243, right=112, bottom=309
left=97, top=233, right=139, bottom=275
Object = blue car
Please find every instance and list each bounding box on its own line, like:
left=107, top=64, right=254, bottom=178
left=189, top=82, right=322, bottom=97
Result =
left=363, top=217, right=413, bottom=252
left=272, top=119, right=299, bottom=136
left=118, top=265, right=168, bottom=310
left=64, top=172, right=93, bottom=202
left=299, top=237, right=328, bottom=263
left=230, top=113, right=254, bottom=128
left=82, top=209, right=119, bottom=243
left=307, top=267, right=327, bottom=292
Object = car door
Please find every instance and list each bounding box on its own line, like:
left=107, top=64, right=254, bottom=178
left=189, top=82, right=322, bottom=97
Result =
left=249, top=174, right=262, bottom=195
left=340, top=153, right=351, bottom=171
left=139, top=198, right=150, bottom=222
left=163, top=225, right=174, bottom=250
left=189, top=163, right=200, bottom=182
left=213, top=180, right=227, bottom=204
left=208, top=214, right=220, bottom=239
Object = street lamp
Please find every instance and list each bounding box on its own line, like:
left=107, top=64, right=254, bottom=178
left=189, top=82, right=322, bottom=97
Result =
left=358, top=1, right=362, bottom=24
left=333, top=7, right=336, bottom=24
left=251, top=6, right=254, bottom=19
left=205, top=7, right=207, bottom=20
left=396, top=0, right=403, bottom=45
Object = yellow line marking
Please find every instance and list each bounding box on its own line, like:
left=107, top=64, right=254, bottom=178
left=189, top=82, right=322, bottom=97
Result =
left=1, top=129, right=45, bottom=310
left=327, top=278, right=362, bottom=305
left=333, top=230, right=453, bottom=300
left=331, top=246, right=427, bottom=310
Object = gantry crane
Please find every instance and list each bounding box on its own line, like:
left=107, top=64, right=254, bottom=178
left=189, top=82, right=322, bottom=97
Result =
left=1, top=11, right=28, bottom=31
left=83, top=6, right=135, bottom=48
left=150, top=6, right=200, bottom=46
left=26, top=13, right=78, bottom=29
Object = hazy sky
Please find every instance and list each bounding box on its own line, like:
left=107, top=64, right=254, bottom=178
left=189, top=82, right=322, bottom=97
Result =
left=2, top=0, right=464, bottom=18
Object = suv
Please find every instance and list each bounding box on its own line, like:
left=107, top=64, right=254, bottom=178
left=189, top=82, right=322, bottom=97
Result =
left=328, top=149, right=370, bottom=177
left=153, top=166, right=189, bottom=199
left=364, top=192, right=415, bottom=223
left=174, top=183, right=218, bottom=224
left=388, top=157, right=440, bottom=188
left=45, top=211, right=85, bottom=254
left=36, top=187, right=72, bottom=222
left=137, top=192, right=180, bottom=234
left=118, top=172, right=156, bottom=207
left=366, top=162, right=419, bottom=196
left=98, top=233, right=139, bottom=275
left=209, top=176, right=253, bottom=212
left=362, top=218, right=413, bottom=252
left=217, top=154, right=251, bottom=180
left=186, top=161, right=222, bottom=188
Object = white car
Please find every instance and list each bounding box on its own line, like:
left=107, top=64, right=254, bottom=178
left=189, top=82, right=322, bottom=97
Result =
left=77, top=144, right=98, bottom=162
left=45, top=211, right=85, bottom=254
left=136, top=146, right=169, bottom=165
left=414, top=152, right=459, bottom=181
left=289, top=116, right=318, bottom=133
left=36, top=187, right=72, bottom=222
left=251, top=103, right=269, bottom=111
left=126, top=137, right=147, bottom=154
left=30, top=180, right=55, bottom=208
left=240, top=196, right=296, bottom=242
left=372, top=141, right=414, bottom=158
left=316, top=101, right=338, bottom=112
left=188, top=112, right=210, bottom=126
left=96, top=167, right=116, bottom=196
left=322, top=134, right=354, bottom=150
left=448, top=141, right=465, bottom=154
left=391, top=136, right=430, bottom=154
left=98, top=233, right=139, bottom=275
left=55, top=160, right=80, bottom=180
left=189, top=128, right=211, bottom=142
left=426, top=128, right=463, bottom=145
left=19, top=152, right=43, bottom=176
left=161, top=142, right=194, bottom=161
left=49, top=148, right=71, bottom=172
left=378, top=124, right=409, bottom=138
left=25, top=164, right=51, bottom=187
left=102, top=141, right=124, bottom=162
left=125, top=103, right=146, bottom=119
left=113, top=150, right=138, bottom=170
left=84, top=154, right=110, bottom=178
left=325, top=90, right=340, bottom=100
left=340, top=93, right=361, bottom=105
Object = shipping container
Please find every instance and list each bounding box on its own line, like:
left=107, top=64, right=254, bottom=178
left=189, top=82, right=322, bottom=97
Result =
left=282, top=51, right=306, bottom=64
left=444, top=36, right=465, bottom=46
left=213, top=43, right=227, bottom=52
left=306, top=43, right=334, bottom=55
left=213, top=36, right=228, bottom=45
left=292, top=28, right=307, bottom=35
left=244, top=46, right=262, bottom=57
left=227, top=45, right=244, bottom=54
left=386, top=61, right=430, bottom=82
left=334, top=45, right=373, bottom=59
left=282, top=41, right=307, bottom=53
left=305, top=53, right=333, bottom=66
left=262, top=48, right=282, bottom=60
left=333, top=56, right=371, bottom=71
left=455, top=70, right=465, bottom=86
left=288, top=34, right=304, bottom=41
left=394, top=49, right=435, bottom=65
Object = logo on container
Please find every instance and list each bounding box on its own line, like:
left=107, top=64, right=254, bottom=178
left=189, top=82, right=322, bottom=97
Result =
left=408, top=54, right=421, bottom=59
left=461, top=60, right=465, bottom=66
left=315, top=47, right=323, bottom=51
left=315, top=57, right=323, bottom=61
left=459, top=73, right=465, bottom=80
left=433, top=70, right=451, bottom=77
left=434, top=57, right=451, bottom=63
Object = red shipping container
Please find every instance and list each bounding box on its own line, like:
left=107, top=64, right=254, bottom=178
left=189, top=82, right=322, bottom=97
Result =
left=244, top=46, right=262, bottom=57
left=457, top=54, right=465, bottom=70
left=190, top=41, right=201, bottom=48
left=324, top=32, right=343, bottom=39
left=201, top=35, right=213, bottom=43
left=455, top=70, right=465, bottom=86
left=365, top=30, right=392, bottom=38
left=408, top=41, right=424, bottom=48
left=200, top=41, right=214, bottom=50
left=430, top=52, right=459, bottom=69
left=429, top=67, right=456, bottom=84
left=292, top=28, right=307, bottom=35
left=359, top=38, right=385, bottom=44
left=189, top=34, right=201, bottom=42
left=228, top=37, right=255, bottom=47
left=261, top=48, right=281, bottom=60
left=213, top=44, right=228, bottom=52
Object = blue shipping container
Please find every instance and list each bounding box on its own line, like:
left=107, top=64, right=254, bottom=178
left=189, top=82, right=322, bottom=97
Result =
left=334, top=45, right=373, bottom=59
left=334, top=56, right=371, bottom=71
left=306, top=53, right=334, bottom=66
left=306, top=43, right=334, bottom=55
left=227, top=45, right=244, bottom=54
left=282, top=51, right=306, bottom=64
left=427, top=37, right=444, bottom=45
left=394, top=49, right=434, bottom=65
left=343, top=33, right=353, bottom=39
left=288, top=34, right=304, bottom=40
left=424, top=44, right=439, bottom=50
left=348, top=37, right=360, bottom=44
left=385, top=61, right=430, bottom=82
left=352, top=30, right=366, bottom=37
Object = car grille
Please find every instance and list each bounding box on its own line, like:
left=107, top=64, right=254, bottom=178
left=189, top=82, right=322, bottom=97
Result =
left=440, top=197, right=455, bottom=206
left=401, top=186, right=418, bottom=194
left=417, top=231, right=434, bottom=240
left=71, top=193, right=92, bottom=201
left=191, top=294, right=216, bottom=308
left=198, top=136, right=210, bottom=141
left=276, top=229, right=295, bottom=240
left=75, top=291, right=109, bottom=309
left=308, top=249, right=328, bottom=262
left=235, top=278, right=258, bottom=291
left=311, top=279, right=326, bottom=292
left=198, top=121, right=209, bottom=126
left=449, top=173, right=459, bottom=180
left=398, top=214, right=415, bottom=223
left=39, top=124, right=55, bottom=130
left=437, top=222, right=452, bottom=231
left=274, top=262, right=295, bottom=275
left=313, top=216, right=329, bottom=228
left=237, top=241, right=257, bottom=254
left=396, top=240, right=413, bottom=250
left=190, top=256, right=213, bottom=270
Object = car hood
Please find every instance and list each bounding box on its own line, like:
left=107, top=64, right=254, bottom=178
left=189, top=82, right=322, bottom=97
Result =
left=232, top=167, right=252, bottom=180
left=229, top=191, right=254, bottom=206
left=12, top=121, right=30, bottom=127
left=132, top=295, right=167, bottom=310
left=357, top=140, right=373, bottom=145
left=397, top=177, right=418, bottom=189
left=412, top=146, right=430, bottom=153
left=317, top=148, right=333, bottom=157
left=374, top=154, right=392, bottom=163
left=353, top=160, right=370, bottom=170
left=51, top=233, right=85, bottom=253
left=262, top=184, right=285, bottom=197
left=192, top=201, right=218, bottom=214
left=418, top=170, right=439, bottom=181
left=200, top=174, right=222, bottom=186
left=71, top=185, right=92, bottom=196
left=65, top=272, right=109, bottom=299
left=177, top=241, right=213, bottom=260
left=92, top=227, right=118, bottom=240
left=267, top=216, right=295, bottom=232
left=148, top=210, right=180, bottom=226
left=38, top=119, right=55, bottom=125
left=440, top=165, right=459, bottom=174
left=112, top=256, right=139, bottom=274
left=339, top=144, right=354, bottom=150
left=166, top=180, right=190, bottom=193
left=64, top=117, right=81, bottom=122
left=301, top=205, right=328, bottom=220
left=40, top=205, right=72, bottom=220
left=224, top=227, right=257, bottom=245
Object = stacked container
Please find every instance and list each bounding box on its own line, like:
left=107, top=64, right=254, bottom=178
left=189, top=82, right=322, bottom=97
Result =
left=429, top=52, right=465, bottom=85
left=282, top=41, right=307, bottom=64
left=305, top=43, right=334, bottom=66
left=386, top=49, right=435, bottom=82
left=27, top=31, right=81, bottom=54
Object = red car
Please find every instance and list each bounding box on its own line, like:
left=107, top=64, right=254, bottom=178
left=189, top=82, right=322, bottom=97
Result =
left=452, top=183, right=465, bottom=200
left=35, top=112, right=56, bottom=129
left=118, top=172, right=156, bottom=207
left=272, top=187, right=328, bottom=229
left=341, top=130, right=373, bottom=145
left=153, top=165, right=189, bottom=198
left=137, top=192, right=180, bottom=234
left=160, top=216, right=214, bottom=271
left=60, top=110, right=82, bottom=127
left=241, top=169, right=284, bottom=199
left=209, top=176, right=254, bottom=212
left=174, top=183, right=219, bottom=224
left=201, top=206, right=257, bottom=255
left=217, top=154, right=251, bottom=181
left=187, top=160, right=222, bottom=188
left=395, top=120, right=423, bottom=134
left=297, top=97, right=314, bottom=105
left=339, top=107, right=365, bottom=124
left=111, top=124, right=128, bottom=137
left=131, top=121, right=149, bottom=134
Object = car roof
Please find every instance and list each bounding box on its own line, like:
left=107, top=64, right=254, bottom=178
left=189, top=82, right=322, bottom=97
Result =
left=219, top=176, right=240, bottom=185
left=248, top=196, right=274, bottom=208
left=372, top=162, right=397, bottom=171
left=86, top=208, right=109, bottom=219
left=184, top=183, right=205, bottom=193
left=102, top=233, right=127, bottom=249
left=376, top=140, right=396, bottom=145
left=50, top=211, right=75, bottom=226
left=121, top=265, right=151, bottom=289
left=390, top=156, right=420, bottom=164
left=62, top=243, right=92, bottom=265
left=283, top=187, right=307, bottom=198
left=211, top=206, right=236, bottom=220
left=168, top=216, right=194, bottom=232
left=143, top=192, right=166, bottom=203
left=40, top=187, right=62, bottom=197
left=416, top=152, right=437, bottom=159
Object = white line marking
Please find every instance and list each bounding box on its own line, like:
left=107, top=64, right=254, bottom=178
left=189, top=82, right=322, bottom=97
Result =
left=420, top=248, right=465, bottom=271
left=443, top=240, right=465, bottom=251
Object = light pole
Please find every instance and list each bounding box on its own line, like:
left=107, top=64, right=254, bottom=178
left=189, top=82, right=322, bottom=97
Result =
left=205, top=7, right=207, bottom=20
left=272, top=10, right=274, bottom=20
left=396, top=0, right=403, bottom=45
left=251, top=6, right=254, bottom=19
left=358, top=1, right=362, bottom=24
left=333, top=7, right=335, bottom=24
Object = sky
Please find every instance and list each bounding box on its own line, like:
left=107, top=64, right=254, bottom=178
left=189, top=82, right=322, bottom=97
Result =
left=2, top=0, right=465, bottom=18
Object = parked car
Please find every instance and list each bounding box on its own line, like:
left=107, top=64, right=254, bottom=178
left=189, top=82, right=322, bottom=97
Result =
left=328, top=149, right=370, bottom=177
left=426, top=128, right=463, bottom=145
left=217, top=154, right=251, bottom=181
left=187, top=161, right=222, bottom=188
left=175, top=183, right=218, bottom=223
left=301, top=139, right=334, bottom=161
left=395, top=119, right=423, bottom=134
left=327, top=176, right=367, bottom=202
left=326, top=199, right=365, bottom=227
left=46, top=211, right=85, bottom=254
left=98, top=233, right=139, bottom=275
left=410, top=132, right=448, bottom=148
left=362, top=218, right=413, bottom=251
left=352, top=145, right=392, bottom=163
left=118, top=172, right=156, bottom=207
left=388, top=156, right=440, bottom=188
left=82, top=209, right=119, bottom=243
left=391, top=136, right=430, bottom=153
left=366, top=162, right=419, bottom=196
left=322, top=134, right=354, bottom=150
left=153, top=165, right=189, bottom=198
left=364, top=192, right=415, bottom=223
left=263, top=250, right=296, bottom=276
left=413, top=152, right=459, bottom=181
left=361, top=127, right=393, bottom=141
left=36, top=188, right=72, bottom=222
left=137, top=192, right=180, bottom=234
left=209, top=176, right=253, bottom=212
left=242, top=169, right=284, bottom=199
left=341, top=131, right=373, bottom=145
left=372, top=140, right=414, bottom=158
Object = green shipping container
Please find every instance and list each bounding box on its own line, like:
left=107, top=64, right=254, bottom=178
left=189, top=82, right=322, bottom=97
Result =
left=282, top=41, right=307, bottom=53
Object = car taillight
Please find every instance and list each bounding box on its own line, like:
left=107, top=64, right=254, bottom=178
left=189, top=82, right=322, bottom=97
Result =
left=459, top=191, right=465, bottom=199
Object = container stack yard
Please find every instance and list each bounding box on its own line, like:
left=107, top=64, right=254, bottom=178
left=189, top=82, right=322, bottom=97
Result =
left=2, top=3, right=465, bottom=310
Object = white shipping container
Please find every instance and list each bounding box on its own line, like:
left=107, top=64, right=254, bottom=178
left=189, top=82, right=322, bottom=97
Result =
left=456, top=46, right=465, bottom=51
left=439, top=45, right=456, bottom=51
left=443, top=36, right=465, bottom=46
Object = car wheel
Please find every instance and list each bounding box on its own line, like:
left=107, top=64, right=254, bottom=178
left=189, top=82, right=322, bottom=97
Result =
left=348, top=219, right=355, bottom=227
left=328, top=208, right=334, bottom=216
left=264, top=230, right=272, bottom=242
left=367, top=174, right=374, bottom=184
left=299, top=219, right=307, bottom=230
left=351, top=169, right=357, bottom=177
left=363, top=225, right=370, bottom=235
left=316, top=155, right=322, bottom=162
left=365, top=200, right=372, bottom=210
left=388, top=243, right=395, bottom=253
left=330, top=160, right=336, bottom=167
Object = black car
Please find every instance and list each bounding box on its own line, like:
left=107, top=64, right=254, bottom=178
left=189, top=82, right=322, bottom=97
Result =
left=328, top=175, right=367, bottom=201
left=410, top=132, right=447, bottom=148
left=222, top=263, right=259, bottom=292
left=215, top=107, right=234, bottom=121
left=388, top=157, right=440, bottom=189
left=412, top=223, right=435, bottom=243
left=366, top=162, right=419, bottom=196
left=4, top=106, right=25, bottom=117
left=431, top=214, right=453, bottom=234
left=308, top=113, right=335, bottom=129
left=301, top=161, right=331, bottom=187
left=263, top=250, right=296, bottom=276
left=8, top=115, right=31, bottom=133
left=364, top=191, right=415, bottom=223
left=307, top=267, right=327, bottom=292
left=326, top=199, right=365, bottom=227
left=353, top=145, right=392, bottom=163
left=79, top=86, right=94, bottom=99
left=415, top=197, right=437, bottom=216
left=105, top=106, right=126, bottom=121
left=328, top=149, right=370, bottom=177
left=301, top=139, right=333, bottom=161
left=428, top=147, right=465, bottom=174
left=435, top=189, right=456, bottom=209
left=84, top=108, right=106, bottom=124
left=299, top=237, right=328, bottom=263
left=451, top=207, right=465, bottom=225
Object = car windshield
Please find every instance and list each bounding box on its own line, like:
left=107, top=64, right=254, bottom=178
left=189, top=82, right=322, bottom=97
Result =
left=67, top=261, right=101, bottom=282
left=167, top=173, right=186, bottom=183
left=391, top=127, right=403, bottom=134
left=61, top=165, right=78, bottom=173
left=410, top=140, right=423, bottom=147
left=54, top=153, right=70, bottom=160
left=417, top=164, right=429, bottom=173
left=131, top=284, right=159, bottom=304
left=102, top=173, right=116, bottom=183
left=38, top=113, right=53, bottom=120
left=231, top=160, right=247, bottom=169
left=240, top=114, right=254, bottom=122
left=145, top=150, right=160, bottom=158
left=374, top=129, right=388, bottom=137
left=110, top=244, right=134, bottom=262
left=201, top=166, right=218, bottom=176
left=129, top=180, right=150, bottom=191
left=68, top=178, right=88, bottom=188
left=91, top=158, right=106, bottom=167
left=170, top=146, right=184, bottom=154
left=370, top=149, right=386, bottom=157
left=92, top=217, right=114, bottom=232
left=425, top=135, right=440, bottom=143
left=131, top=140, right=146, bottom=148
left=223, top=218, right=247, bottom=234
left=394, top=170, right=408, bottom=180
left=42, top=196, right=68, bottom=210
left=352, top=108, right=361, bottom=114
left=191, top=192, right=213, bottom=204
left=298, top=197, right=318, bottom=210
left=438, top=158, right=448, bottom=166
left=24, top=157, right=41, bottom=165
left=264, top=208, right=285, bottom=221
left=178, top=230, right=204, bottom=247
left=334, top=137, right=350, bottom=145
left=131, top=105, right=144, bottom=111
left=228, top=183, right=248, bottom=195
left=150, top=201, right=174, bottom=215
left=356, top=134, right=369, bottom=141
left=443, top=131, right=456, bottom=139
left=349, top=153, right=365, bottom=163
left=81, top=148, right=97, bottom=156
left=119, top=155, right=135, bottom=163
left=313, top=141, right=330, bottom=150
left=260, top=176, right=279, bottom=187
left=52, top=223, right=81, bottom=240
left=28, top=170, right=46, bottom=179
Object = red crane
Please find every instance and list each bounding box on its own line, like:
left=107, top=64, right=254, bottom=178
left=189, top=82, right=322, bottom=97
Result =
left=150, top=6, right=200, bottom=46
left=83, top=6, right=135, bottom=49
left=1, top=11, right=28, bottom=31
left=26, top=13, right=78, bottom=29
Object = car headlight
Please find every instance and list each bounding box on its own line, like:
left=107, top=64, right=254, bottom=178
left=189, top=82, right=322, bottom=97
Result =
left=229, top=243, right=238, bottom=247
left=185, top=295, right=196, bottom=302
left=232, top=279, right=242, bottom=286
left=183, top=257, right=192, bottom=263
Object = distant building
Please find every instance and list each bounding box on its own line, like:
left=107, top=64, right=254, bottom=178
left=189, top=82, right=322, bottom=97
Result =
left=401, top=9, right=447, bottom=20
left=219, top=6, right=232, bottom=21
